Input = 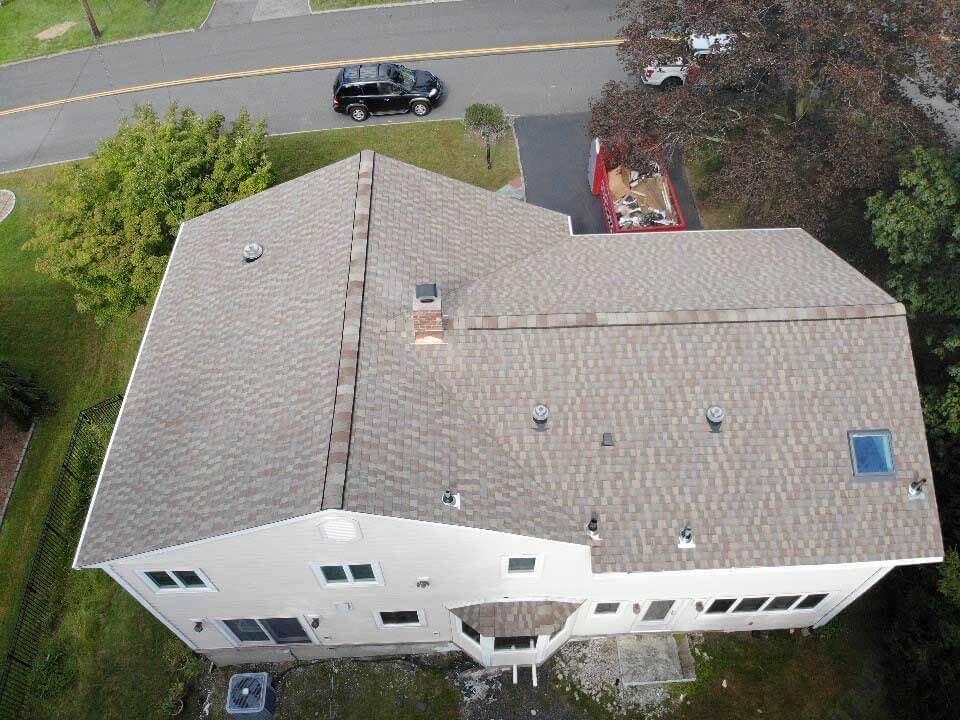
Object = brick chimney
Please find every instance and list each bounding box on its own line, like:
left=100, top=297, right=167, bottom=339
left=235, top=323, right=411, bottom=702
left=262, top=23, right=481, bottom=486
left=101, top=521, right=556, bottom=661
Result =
left=414, top=283, right=444, bottom=344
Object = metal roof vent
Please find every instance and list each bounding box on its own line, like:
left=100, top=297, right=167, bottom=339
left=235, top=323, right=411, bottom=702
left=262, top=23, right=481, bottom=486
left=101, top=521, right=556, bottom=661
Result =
left=678, top=525, right=695, bottom=549
left=601, top=432, right=614, bottom=447
left=226, top=672, right=276, bottom=717
left=415, top=283, right=439, bottom=303
left=706, top=405, right=725, bottom=432
left=441, top=488, right=461, bottom=509
left=242, top=243, right=264, bottom=263
left=587, top=514, right=600, bottom=541
left=909, top=476, right=928, bottom=500
left=533, top=404, right=550, bottom=430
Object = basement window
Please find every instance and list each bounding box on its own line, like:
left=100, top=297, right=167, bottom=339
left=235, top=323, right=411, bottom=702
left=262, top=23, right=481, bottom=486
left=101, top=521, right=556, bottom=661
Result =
left=705, top=598, right=736, bottom=614
left=764, top=595, right=801, bottom=611
left=222, top=617, right=312, bottom=645
left=732, top=597, right=769, bottom=613
left=849, top=430, right=895, bottom=477
left=377, top=610, right=425, bottom=627
left=141, top=569, right=214, bottom=592
left=594, top=602, right=621, bottom=615
left=796, top=593, right=828, bottom=610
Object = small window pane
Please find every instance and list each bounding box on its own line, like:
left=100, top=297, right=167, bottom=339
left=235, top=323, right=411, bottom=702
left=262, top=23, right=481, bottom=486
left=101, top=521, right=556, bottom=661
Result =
left=493, top=636, right=536, bottom=651
left=706, top=598, right=736, bottom=614
left=380, top=610, right=421, bottom=626
left=224, top=618, right=269, bottom=643
left=461, top=621, right=481, bottom=644
left=507, top=557, right=536, bottom=573
left=642, top=600, right=675, bottom=621
left=594, top=602, right=620, bottom=615
left=261, top=617, right=310, bottom=644
left=321, top=565, right=349, bottom=583
left=765, top=595, right=801, bottom=611
left=172, top=570, right=206, bottom=588
left=145, top=571, right=177, bottom=589
left=348, top=564, right=376, bottom=582
left=796, top=593, right=828, bottom=610
left=850, top=431, right=894, bottom=475
left=733, top=597, right=769, bottom=613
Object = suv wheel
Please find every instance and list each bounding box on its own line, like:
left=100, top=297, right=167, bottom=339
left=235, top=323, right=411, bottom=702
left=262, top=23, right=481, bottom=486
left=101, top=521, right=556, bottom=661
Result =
left=411, top=100, right=431, bottom=117
left=350, top=106, right=369, bottom=122
left=660, top=76, right=683, bottom=90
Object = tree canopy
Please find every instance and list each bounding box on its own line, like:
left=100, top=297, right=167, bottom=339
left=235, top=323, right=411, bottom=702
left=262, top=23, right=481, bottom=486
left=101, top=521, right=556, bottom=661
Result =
left=592, top=0, right=959, bottom=234
left=29, top=105, right=273, bottom=324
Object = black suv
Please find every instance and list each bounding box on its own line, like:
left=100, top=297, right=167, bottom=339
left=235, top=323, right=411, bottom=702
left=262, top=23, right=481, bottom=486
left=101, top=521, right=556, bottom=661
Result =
left=333, top=63, right=444, bottom=122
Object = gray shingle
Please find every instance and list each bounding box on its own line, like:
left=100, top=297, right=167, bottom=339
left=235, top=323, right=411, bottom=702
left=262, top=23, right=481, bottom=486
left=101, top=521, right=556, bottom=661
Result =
left=75, top=152, right=943, bottom=574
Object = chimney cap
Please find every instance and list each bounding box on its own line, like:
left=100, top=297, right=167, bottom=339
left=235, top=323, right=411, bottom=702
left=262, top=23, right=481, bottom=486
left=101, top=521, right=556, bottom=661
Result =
left=415, top=283, right=439, bottom=303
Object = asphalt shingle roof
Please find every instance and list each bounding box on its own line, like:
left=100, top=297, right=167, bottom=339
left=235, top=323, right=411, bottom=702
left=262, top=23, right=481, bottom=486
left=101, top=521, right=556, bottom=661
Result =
left=75, top=152, right=943, bottom=571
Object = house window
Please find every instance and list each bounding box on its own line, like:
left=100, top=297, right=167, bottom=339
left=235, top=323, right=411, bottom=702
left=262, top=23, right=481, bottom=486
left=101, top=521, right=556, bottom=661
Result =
left=594, top=602, right=621, bottom=615
left=732, top=597, right=769, bottom=613
left=312, top=562, right=382, bottom=587
left=849, top=430, right=895, bottom=476
left=222, top=617, right=311, bottom=645
left=378, top=610, right=424, bottom=627
left=507, top=557, right=537, bottom=574
left=796, top=593, right=828, bottom=610
left=493, top=636, right=536, bottom=651
left=705, top=598, right=737, bottom=614
left=141, top=569, right=214, bottom=592
left=461, top=621, right=481, bottom=645
left=642, top=600, right=675, bottom=621
left=764, top=595, right=801, bottom=611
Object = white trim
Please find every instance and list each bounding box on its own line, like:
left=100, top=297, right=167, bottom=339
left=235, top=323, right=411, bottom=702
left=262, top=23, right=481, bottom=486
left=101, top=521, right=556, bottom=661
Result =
left=814, top=567, right=892, bottom=628
left=102, top=564, right=198, bottom=650
left=136, top=567, right=218, bottom=593
left=374, top=609, right=426, bottom=628
left=502, top=554, right=542, bottom=578
left=311, top=561, right=383, bottom=587
left=73, top=222, right=189, bottom=569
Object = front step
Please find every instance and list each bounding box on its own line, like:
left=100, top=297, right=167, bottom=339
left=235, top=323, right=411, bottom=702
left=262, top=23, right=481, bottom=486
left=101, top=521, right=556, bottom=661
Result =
left=617, top=633, right=697, bottom=686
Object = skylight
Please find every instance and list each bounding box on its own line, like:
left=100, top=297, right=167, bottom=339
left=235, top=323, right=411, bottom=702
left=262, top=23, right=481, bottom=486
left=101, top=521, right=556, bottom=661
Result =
left=849, top=430, right=895, bottom=477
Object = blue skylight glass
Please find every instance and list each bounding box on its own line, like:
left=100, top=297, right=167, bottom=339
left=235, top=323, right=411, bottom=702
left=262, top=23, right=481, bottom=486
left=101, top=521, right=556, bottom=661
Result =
left=850, top=431, right=894, bottom=475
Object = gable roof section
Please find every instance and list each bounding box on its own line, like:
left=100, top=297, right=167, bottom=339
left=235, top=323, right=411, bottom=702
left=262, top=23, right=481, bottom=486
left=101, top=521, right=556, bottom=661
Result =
left=75, top=151, right=943, bottom=573
left=74, top=155, right=362, bottom=567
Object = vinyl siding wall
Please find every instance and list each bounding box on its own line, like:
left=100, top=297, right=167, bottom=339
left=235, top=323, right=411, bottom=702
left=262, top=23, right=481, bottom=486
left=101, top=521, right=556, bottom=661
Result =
left=104, top=511, right=900, bottom=664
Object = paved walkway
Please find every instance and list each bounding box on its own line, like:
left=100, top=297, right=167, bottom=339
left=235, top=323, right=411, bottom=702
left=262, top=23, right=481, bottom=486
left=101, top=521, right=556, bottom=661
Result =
left=204, top=0, right=310, bottom=28
left=0, top=190, right=15, bottom=223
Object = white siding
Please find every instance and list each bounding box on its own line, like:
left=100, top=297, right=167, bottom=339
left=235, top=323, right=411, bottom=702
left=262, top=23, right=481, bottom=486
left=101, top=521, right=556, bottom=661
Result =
left=104, top=511, right=905, bottom=662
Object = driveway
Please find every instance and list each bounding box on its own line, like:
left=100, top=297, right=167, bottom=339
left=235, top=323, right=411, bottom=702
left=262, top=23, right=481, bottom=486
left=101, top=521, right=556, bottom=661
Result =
left=515, top=112, right=702, bottom=235
left=514, top=112, right=607, bottom=234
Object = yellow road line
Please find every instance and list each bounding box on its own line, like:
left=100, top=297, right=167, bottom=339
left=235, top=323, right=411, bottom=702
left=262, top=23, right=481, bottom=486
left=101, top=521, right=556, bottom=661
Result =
left=0, top=39, right=624, bottom=118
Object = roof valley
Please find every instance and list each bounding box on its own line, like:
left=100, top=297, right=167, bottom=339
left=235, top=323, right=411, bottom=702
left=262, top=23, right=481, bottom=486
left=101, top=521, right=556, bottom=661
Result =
left=321, top=150, right=374, bottom=510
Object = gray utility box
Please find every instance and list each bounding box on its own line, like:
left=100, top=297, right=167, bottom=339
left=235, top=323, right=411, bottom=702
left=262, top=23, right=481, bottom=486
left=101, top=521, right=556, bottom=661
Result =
left=226, top=672, right=276, bottom=719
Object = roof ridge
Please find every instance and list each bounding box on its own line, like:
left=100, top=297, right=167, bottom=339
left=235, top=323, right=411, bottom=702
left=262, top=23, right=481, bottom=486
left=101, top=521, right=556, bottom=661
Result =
left=321, top=150, right=374, bottom=510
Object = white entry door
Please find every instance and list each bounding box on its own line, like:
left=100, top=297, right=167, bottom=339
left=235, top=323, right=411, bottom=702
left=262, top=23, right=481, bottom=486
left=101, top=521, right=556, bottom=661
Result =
left=630, top=599, right=686, bottom=632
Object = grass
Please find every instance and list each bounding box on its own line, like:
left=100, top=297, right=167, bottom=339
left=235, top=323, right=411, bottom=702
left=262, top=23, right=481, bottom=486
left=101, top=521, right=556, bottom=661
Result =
left=268, top=121, right=521, bottom=188
left=310, top=0, right=419, bottom=11
left=0, top=119, right=519, bottom=718
left=685, top=153, right=745, bottom=230
left=0, top=0, right=214, bottom=65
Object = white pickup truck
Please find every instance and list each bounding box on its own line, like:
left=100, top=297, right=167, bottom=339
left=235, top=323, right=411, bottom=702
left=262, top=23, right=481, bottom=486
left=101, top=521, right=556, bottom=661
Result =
left=641, top=34, right=731, bottom=88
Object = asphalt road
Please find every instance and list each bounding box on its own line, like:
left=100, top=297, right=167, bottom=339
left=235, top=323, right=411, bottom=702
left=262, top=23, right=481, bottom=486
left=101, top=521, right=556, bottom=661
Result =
left=0, top=0, right=624, bottom=172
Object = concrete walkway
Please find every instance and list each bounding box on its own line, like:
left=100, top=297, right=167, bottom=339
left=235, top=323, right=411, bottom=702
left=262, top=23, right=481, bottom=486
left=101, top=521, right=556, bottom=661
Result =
left=204, top=0, right=310, bottom=28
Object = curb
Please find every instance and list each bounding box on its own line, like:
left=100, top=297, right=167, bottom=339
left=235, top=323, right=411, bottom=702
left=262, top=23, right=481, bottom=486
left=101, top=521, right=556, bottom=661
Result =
left=310, top=0, right=462, bottom=16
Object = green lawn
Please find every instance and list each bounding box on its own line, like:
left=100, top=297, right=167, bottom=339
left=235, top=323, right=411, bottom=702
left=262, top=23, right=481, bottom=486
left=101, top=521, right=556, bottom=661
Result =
left=0, top=0, right=214, bottom=65
left=311, top=0, right=419, bottom=12
left=0, top=119, right=519, bottom=719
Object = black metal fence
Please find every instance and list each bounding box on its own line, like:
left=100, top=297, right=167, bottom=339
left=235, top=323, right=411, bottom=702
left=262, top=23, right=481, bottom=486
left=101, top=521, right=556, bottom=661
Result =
left=0, top=395, right=122, bottom=720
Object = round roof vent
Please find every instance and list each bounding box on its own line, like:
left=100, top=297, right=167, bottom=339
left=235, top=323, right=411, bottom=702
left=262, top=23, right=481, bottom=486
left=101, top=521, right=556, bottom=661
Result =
left=242, top=243, right=264, bottom=263
left=706, top=405, right=725, bottom=428
left=533, top=404, right=550, bottom=426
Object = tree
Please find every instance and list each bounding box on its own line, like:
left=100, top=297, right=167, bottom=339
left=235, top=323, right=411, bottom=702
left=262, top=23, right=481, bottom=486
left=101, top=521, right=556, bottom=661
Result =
left=464, top=103, right=508, bottom=170
left=29, top=105, right=272, bottom=324
left=0, top=362, right=52, bottom=430
left=868, top=147, right=960, bottom=433
left=591, top=0, right=959, bottom=235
